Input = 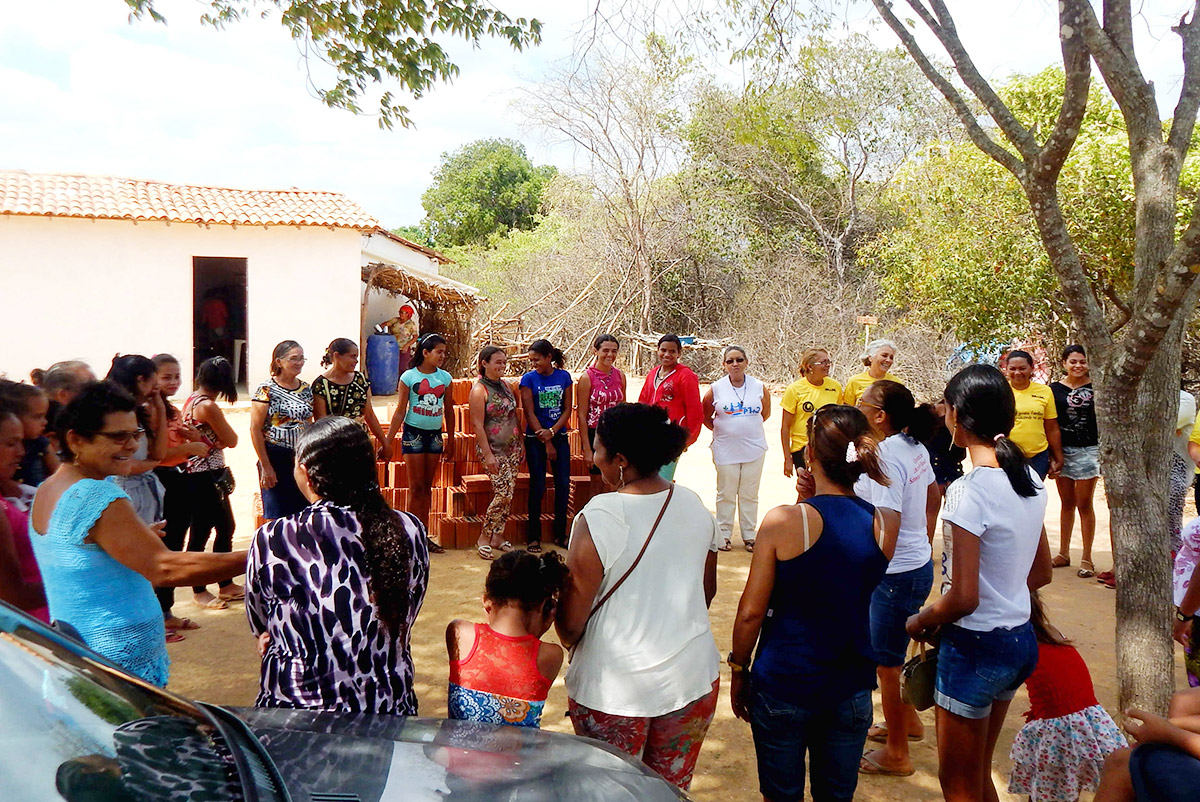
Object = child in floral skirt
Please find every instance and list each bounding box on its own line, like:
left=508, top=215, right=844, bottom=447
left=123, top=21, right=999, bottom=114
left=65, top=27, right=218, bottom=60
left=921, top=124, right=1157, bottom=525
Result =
left=446, top=549, right=568, bottom=728
left=1009, top=592, right=1127, bottom=801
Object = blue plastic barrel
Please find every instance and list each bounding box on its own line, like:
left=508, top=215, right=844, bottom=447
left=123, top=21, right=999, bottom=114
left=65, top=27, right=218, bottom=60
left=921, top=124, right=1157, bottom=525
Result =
left=366, top=333, right=400, bottom=396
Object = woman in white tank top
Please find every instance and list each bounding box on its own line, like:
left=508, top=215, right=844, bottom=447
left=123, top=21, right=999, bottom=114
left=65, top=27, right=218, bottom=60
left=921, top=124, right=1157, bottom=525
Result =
left=703, top=346, right=770, bottom=551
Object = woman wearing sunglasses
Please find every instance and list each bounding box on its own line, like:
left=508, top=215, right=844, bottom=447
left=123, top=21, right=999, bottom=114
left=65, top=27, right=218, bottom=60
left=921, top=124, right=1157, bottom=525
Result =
left=703, top=346, right=770, bottom=551
left=29, top=381, right=247, bottom=687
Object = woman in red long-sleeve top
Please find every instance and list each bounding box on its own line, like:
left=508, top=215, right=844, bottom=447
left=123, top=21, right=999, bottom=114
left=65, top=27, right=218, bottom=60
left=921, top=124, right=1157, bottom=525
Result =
left=638, top=334, right=702, bottom=481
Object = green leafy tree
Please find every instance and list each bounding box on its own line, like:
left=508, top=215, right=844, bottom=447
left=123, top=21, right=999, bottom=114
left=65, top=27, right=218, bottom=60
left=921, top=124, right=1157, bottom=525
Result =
left=390, top=225, right=434, bottom=248
left=420, top=139, right=556, bottom=247
left=124, top=0, right=541, bottom=128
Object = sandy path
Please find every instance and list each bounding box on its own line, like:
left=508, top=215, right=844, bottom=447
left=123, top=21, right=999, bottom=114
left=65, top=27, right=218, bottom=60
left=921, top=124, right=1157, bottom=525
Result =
left=166, top=389, right=1189, bottom=802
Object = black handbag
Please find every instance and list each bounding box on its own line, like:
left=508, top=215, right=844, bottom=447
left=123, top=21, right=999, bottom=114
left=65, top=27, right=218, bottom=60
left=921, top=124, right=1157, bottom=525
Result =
left=213, top=467, right=236, bottom=498
left=900, top=640, right=939, bottom=711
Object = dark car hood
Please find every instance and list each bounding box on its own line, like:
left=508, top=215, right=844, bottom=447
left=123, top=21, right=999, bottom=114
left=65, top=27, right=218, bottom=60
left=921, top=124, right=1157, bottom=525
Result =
left=233, top=708, right=688, bottom=802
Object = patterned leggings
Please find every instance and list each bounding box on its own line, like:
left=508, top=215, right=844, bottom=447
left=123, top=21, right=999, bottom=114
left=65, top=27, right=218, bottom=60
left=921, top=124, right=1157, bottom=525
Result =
left=567, top=679, right=720, bottom=790
left=481, top=448, right=521, bottom=545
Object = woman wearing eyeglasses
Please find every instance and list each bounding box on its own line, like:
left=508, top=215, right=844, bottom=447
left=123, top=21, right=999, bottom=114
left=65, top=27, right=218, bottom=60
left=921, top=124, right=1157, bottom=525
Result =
left=30, top=381, right=247, bottom=686
left=780, top=348, right=842, bottom=478
left=703, top=346, right=770, bottom=552
left=250, top=341, right=313, bottom=520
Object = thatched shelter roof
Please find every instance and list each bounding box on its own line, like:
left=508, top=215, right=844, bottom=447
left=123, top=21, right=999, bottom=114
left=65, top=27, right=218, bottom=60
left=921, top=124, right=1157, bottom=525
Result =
left=362, top=262, right=483, bottom=310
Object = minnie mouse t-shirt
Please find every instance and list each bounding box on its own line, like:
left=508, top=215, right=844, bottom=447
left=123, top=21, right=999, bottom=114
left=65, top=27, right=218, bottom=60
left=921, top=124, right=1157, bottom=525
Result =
left=401, top=367, right=453, bottom=430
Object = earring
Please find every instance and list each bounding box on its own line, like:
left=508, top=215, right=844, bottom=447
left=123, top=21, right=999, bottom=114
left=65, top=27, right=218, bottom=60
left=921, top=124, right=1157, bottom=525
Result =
left=618, top=465, right=625, bottom=489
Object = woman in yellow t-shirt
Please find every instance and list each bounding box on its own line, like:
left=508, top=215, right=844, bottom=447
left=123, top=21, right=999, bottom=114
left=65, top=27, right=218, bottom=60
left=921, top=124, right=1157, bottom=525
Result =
left=780, top=348, right=842, bottom=477
left=842, top=339, right=903, bottom=407
left=1004, top=349, right=1062, bottom=480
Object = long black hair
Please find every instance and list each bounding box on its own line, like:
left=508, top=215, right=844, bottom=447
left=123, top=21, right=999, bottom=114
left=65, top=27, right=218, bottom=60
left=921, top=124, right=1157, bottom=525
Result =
left=529, top=338, right=565, bottom=369
left=106, top=355, right=156, bottom=436
left=944, top=364, right=1038, bottom=497
left=196, top=357, right=238, bottom=403
left=294, top=417, right=415, bottom=637
left=413, top=333, right=447, bottom=370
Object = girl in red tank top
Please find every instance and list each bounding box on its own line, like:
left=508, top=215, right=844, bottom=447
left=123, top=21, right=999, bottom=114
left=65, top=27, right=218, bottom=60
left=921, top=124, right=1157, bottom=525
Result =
left=446, top=550, right=568, bottom=728
left=1008, top=592, right=1127, bottom=801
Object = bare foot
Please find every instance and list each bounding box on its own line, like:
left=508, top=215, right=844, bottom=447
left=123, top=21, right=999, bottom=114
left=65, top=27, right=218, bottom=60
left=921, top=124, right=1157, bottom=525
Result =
left=218, top=583, right=245, bottom=601
left=193, top=591, right=228, bottom=610
left=859, top=748, right=914, bottom=776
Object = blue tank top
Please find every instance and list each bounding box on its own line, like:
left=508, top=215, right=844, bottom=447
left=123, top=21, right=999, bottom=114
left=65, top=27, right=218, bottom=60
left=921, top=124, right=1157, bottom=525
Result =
left=751, top=494, right=887, bottom=707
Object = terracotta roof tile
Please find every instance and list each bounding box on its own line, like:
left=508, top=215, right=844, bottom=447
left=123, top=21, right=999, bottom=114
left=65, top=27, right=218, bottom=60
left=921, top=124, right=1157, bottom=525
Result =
left=0, top=169, right=379, bottom=229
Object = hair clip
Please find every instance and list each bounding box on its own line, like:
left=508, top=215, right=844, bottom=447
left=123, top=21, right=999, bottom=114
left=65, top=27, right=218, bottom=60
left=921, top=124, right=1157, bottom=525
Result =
left=845, top=442, right=859, bottom=463
left=993, top=433, right=1004, bottom=443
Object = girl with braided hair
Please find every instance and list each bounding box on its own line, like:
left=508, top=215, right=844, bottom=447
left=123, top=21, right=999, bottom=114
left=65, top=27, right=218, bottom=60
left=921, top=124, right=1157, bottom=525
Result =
left=245, top=416, right=430, bottom=714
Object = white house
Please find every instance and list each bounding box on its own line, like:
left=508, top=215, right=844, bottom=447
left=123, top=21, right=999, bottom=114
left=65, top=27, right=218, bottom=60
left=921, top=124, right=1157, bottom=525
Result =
left=0, top=170, right=477, bottom=389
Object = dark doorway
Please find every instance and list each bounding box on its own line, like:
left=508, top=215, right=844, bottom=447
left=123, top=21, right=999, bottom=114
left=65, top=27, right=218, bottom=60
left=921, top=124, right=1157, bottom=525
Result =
left=193, top=257, right=248, bottom=385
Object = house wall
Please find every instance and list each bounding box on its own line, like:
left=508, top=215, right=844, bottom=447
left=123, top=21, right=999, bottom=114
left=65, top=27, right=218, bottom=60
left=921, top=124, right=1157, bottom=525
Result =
left=1, top=216, right=362, bottom=392
left=359, top=232, right=445, bottom=347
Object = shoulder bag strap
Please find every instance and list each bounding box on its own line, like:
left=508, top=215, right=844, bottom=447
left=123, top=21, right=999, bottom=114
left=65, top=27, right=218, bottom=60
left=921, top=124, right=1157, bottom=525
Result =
left=801, top=501, right=811, bottom=551
left=571, top=484, right=675, bottom=655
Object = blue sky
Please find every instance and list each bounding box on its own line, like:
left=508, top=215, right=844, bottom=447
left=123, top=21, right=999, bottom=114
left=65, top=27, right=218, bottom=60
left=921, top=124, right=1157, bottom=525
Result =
left=0, top=1, right=1192, bottom=226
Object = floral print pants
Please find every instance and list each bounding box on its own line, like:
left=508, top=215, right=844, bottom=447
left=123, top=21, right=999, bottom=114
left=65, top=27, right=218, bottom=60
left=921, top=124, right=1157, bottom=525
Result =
left=481, top=448, right=522, bottom=545
left=567, top=679, right=720, bottom=790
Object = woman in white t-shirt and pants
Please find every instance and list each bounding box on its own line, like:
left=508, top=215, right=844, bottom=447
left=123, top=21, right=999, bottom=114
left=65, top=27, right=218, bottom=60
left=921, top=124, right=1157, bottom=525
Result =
left=557, top=402, right=722, bottom=792
left=704, top=345, right=771, bottom=552
left=854, top=380, right=939, bottom=777
left=907, top=365, right=1052, bottom=802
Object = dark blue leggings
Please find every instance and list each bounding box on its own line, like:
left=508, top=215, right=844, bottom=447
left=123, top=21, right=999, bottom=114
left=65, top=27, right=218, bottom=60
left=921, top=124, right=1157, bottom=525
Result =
left=526, top=431, right=570, bottom=544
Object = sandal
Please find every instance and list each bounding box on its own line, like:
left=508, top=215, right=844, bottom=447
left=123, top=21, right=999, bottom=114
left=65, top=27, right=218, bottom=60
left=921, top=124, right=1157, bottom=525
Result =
left=218, top=586, right=245, bottom=602
left=496, top=541, right=515, bottom=553
left=527, top=541, right=543, bottom=554
left=744, top=541, right=755, bottom=552
left=477, top=544, right=495, bottom=561
left=1077, top=559, right=1095, bottom=579
left=1101, top=574, right=1117, bottom=589
left=867, top=723, right=923, bottom=744
left=859, top=750, right=915, bottom=777
left=426, top=537, right=446, bottom=554
left=1096, top=570, right=1115, bottom=583
left=1051, top=554, right=1071, bottom=568
left=165, top=617, right=200, bottom=632
left=718, top=539, right=732, bottom=552
left=193, top=594, right=228, bottom=610
left=166, top=631, right=186, bottom=643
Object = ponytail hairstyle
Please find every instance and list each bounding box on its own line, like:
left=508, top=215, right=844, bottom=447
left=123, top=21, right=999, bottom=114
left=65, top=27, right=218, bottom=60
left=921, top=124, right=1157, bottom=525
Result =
left=944, top=364, right=1038, bottom=497
left=106, top=354, right=157, bottom=437
left=196, top=357, right=238, bottom=403
left=529, top=338, right=566, bottom=369
left=477, top=345, right=507, bottom=376
left=29, top=368, right=45, bottom=387
left=269, top=340, right=302, bottom=376
left=413, top=333, right=447, bottom=370
left=0, top=379, right=45, bottom=420
left=864, top=380, right=916, bottom=438
left=806, top=405, right=889, bottom=489
left=295, top=417, right=415, bottom=638
left=485, top=549, right=570, bottom=615
left=907, top=402, right=942, bottom=445
left=798, top=347, right=830, bottom=376
left=1029, top=590, right=1070, bottom=646
left=593, top=333, right=619, bottom=351
left=321, top=338, right=357, bottom=368
left=860, top=338, right=898, bottom=367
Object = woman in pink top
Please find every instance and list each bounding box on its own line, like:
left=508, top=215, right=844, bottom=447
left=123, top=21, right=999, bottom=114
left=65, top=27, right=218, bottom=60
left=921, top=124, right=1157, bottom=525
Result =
left=0, top=400, right=48, bottom=622
left=578, top=334, right=627, bottom=472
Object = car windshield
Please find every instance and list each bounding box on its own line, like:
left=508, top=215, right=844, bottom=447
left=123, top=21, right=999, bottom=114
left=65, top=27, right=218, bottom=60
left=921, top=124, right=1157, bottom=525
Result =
left=0, top=610, right=245, bottom=802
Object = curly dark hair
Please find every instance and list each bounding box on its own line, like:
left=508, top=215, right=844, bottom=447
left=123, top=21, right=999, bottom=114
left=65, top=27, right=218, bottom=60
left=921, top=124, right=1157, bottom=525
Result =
left=485, top=549, right=569, bottom=611
left=294, top=417, right=416, bottom=637
left=595, top=403, right=687, bottom=476
left=57, top=381, right=138, bottom=461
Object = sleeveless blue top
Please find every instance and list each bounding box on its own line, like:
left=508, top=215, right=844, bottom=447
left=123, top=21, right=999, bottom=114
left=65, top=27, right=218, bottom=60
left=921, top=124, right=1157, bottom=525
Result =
left=30, top=479, right=169, bottom=686
left=751, top=494, right=887, bottom=707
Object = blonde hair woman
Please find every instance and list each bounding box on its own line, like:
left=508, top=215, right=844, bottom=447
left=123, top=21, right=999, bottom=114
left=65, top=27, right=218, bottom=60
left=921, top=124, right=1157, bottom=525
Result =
left=780, top=348, right=842, bottom=478
left=842, top=339, right=902, bottom=407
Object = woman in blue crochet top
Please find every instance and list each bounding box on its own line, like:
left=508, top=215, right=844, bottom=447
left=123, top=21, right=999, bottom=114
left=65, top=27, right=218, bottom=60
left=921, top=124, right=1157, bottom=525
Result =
left=29, top=381, right=247, bottom=686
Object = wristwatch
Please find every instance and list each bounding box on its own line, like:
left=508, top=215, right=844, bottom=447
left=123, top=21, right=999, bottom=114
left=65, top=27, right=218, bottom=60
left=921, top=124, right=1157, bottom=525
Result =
left=727, top=652, right=749, bottom=673
left=1178, top=608, right=1193, bottom=622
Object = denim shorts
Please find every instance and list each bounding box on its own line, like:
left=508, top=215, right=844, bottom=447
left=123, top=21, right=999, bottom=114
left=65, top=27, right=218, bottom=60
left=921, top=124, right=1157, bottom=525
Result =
left=401, top=424, right=444, bottom=455
left=869, top=560, right=934, bottom=667
left=1061, top=445, right=1101, bottom=480
left=1130, top=742, right=1200, bottom=802
left=935, top=622, right=1037, bottom=719
left=749, top=685, right=872, bottom=802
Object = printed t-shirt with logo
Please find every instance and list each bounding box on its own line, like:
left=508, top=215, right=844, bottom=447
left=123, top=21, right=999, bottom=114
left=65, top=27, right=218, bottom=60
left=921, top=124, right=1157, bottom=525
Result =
left=401, top=367, right=452, bottom=430
left=1050, top=382, right=1097, bottom=448
left=520, top=369, right=573, bottom=432
left=841, top=371, right=903, bottom=407
left=780, top=377, right=842, bottom=453
left=1009, top=382, right=1057, bottom=458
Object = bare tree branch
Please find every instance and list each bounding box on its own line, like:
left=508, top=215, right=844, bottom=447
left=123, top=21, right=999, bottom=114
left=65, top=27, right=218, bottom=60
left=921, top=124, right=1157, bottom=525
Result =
left=1168, top=2, right=1200, bottom=158
left=1037, top=7, right=1091, bottom=180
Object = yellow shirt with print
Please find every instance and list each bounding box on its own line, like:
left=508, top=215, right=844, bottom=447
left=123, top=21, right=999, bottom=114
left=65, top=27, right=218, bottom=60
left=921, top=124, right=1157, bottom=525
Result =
left=841, top=371, right=904, bottom=407
left=781, top=377, right=843, bottom=453
left=1010, top=382, right=1057, bottom=458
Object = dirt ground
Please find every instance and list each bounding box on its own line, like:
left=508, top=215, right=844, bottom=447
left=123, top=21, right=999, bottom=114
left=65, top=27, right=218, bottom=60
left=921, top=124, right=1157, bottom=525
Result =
left=166, top=386, right=1190, bottom=802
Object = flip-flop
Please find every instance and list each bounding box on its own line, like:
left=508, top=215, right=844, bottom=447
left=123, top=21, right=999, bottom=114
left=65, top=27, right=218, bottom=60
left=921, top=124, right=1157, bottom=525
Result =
left=527, top=541, right=543, bottom=554
left=496, top=541, right=515, bottom=553
left=859, top=751, right=915, bottom=777
left=744, top=541, right=755, bottom=552
left=166, top=631, right=186, bottom=643
left=867, top=724, right=923, bottom=744
left=218, top=589, right=245, bottom=602
left=165, top=618, right=200, bottom=632
left=718, top=539, right=732, bottom=552
left=426, top=537, right=446, bottom=554
left=194, top=596, right=228, bottom=610
left=477, top=544, right=495, bottom=561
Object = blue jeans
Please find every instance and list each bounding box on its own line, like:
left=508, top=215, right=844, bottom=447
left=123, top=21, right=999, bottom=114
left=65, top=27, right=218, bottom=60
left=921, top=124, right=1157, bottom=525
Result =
left=1028, top=449, right=1050, bottom=480
left=525, top=431, right=570, bottom=544
left=749, top=685, right=872, bottom=802
left=935, top=622, right=1038, bottom=719
left=869, top=560, right=934, bottom=667
left=1131, top=743, right=1200, bottom=802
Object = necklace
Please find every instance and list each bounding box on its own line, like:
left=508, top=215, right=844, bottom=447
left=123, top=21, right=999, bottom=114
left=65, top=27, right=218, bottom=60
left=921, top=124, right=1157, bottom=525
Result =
left=654, top=367, right=676, bottom=390
left=729, top=376, right=749, bottom=407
